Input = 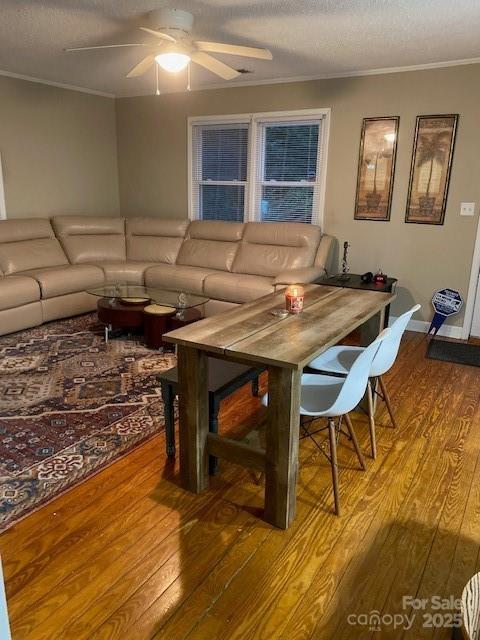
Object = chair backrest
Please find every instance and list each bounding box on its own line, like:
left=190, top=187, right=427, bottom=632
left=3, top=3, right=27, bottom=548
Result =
left=0, top=559, right=11, bottom=640
left=328, top=329, right=390, bottom=417
left=370, top=304, right=421, bottom=376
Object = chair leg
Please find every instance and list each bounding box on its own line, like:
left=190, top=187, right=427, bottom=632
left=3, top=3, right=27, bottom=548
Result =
left=366, top=380, right=377, bottom=459
left=371, top=377, right=379, bottom=414
left=328, top=418, right=341, bottom=516
left=344, top=413, right=366, bottom=470
left=378, top=375, right=397, bottom=428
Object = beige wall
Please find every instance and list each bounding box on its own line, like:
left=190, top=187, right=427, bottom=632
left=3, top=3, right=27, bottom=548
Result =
left=0, top=75, right=119, bottom=218
left=116, top=64, right=480, bottom=327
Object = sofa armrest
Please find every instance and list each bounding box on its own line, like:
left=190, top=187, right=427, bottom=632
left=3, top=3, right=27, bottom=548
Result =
left=314, top=234, right=335, bottom=272
left=273, top=266, right=326, bottom=287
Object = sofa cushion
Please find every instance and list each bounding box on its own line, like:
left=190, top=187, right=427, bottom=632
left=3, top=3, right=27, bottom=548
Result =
left=126, top=218, right=189, bottom=263
left=0, top=303, right=43, bottom=336
left=95, top=261, right=155, bottom=285
left=204, top=272, right=275, bottom=304
left=0, top=219, right=55, bottom=243
left=52, top=216, right=126, bottom=264
left=0, top=219, right=68, bottom=275
left=176, top=220, right=244, bottom=272
left=145, top=264, right=218, bottom=295
left=0, top=276, right=41, bottom=311
left=20, top=265, right=104, bottom=299
left=232, top=222, right=322, bottom=277
left=186, top=220, right=245, bottom=242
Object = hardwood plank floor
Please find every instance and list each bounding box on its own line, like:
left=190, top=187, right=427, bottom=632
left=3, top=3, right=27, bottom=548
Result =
left=2, top=331, right=480, bottom=639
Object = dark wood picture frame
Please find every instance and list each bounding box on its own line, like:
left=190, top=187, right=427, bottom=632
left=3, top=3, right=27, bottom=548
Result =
left=354, top=116, right=399, bottom=221
left=405, top=114, right=458, bottom=225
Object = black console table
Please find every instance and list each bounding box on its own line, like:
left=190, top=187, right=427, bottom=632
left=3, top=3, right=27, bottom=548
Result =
left=317, top=274, right=397, bottom=327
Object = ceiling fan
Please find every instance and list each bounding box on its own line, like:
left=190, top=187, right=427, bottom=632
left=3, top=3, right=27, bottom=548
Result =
left=64, top=8, right=272, bottom=84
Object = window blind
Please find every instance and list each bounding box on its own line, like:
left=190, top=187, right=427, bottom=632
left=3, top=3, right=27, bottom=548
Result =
left=191, top=123, right=249, bottom=222
left=255, top=120, right=321, bottom=224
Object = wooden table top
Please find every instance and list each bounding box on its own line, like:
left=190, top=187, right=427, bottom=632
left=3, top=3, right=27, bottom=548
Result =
left=164, top=284, right=395, bottom=370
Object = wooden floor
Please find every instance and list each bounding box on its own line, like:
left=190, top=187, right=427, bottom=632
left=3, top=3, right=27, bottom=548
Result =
left=2, top=331, right=480, bottom=639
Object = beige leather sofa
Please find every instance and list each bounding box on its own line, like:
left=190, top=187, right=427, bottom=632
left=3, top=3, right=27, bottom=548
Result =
left=0, top=216, right=334, bottom=336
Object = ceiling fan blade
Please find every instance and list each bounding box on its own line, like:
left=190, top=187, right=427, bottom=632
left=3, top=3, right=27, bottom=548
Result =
left=190, top=52, right=240, bottom=80
left=194, top=41, right=272, bottom=60
left=126, top=54, right=156, bottom=78
left=139, top=27, right=176, bottom=43
left=64, top=43, right=151, bottom=52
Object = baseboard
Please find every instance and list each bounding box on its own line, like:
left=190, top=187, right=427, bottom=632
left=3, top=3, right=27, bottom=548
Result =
left=388, top=316, right=464, bottom=339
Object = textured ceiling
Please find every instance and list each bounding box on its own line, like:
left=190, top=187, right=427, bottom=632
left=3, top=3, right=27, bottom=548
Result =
left=1, top=0, right=480, bottom=97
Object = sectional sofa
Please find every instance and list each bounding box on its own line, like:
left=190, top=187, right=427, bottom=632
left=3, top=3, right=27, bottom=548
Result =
left=0, top=216, right=334, bottom=336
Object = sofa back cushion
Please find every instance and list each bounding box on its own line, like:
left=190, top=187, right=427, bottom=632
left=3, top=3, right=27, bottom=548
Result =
left=232, top=222, right=322, bottom=277
left=52, top=216, right=126, bottom=264
left=176, top=221, right=244, bottom=272
left=126, top=217, right=189, bottom=264
left=0, top=219, right=68, bottom=275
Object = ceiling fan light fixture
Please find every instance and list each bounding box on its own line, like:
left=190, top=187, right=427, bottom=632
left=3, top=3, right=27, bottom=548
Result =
left=155, top=52, right=190, bottom=72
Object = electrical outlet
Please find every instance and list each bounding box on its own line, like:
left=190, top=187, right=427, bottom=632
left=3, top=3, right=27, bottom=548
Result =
left=460, top=202, right=475, bottom=216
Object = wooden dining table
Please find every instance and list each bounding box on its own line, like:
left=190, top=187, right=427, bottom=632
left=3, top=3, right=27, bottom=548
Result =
left=163, top=283, right=396, bottom=529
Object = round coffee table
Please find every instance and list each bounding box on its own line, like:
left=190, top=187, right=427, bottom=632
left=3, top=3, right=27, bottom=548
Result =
left=97, top=297, right=149, bottom=341
left=87, top=284, right=209, bottom=345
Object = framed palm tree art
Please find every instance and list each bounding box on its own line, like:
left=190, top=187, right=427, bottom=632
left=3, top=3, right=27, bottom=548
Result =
left=354, top=116, right=399, bottom=221
left=405, top=114, right=458, bottom=225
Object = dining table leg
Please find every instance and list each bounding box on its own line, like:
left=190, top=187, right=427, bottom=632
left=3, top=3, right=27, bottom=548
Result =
left=264, top=365, right=302, bottom=529
left=360, top=307, right=386, bottom=346
left=177, top=345, right=210, bottom=493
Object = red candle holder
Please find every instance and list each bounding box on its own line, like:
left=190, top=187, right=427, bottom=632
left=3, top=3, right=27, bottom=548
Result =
left=285, top=285, right=304, bottom=314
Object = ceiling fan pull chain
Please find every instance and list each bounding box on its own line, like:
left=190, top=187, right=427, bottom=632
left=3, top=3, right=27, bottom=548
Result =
left=155, top=63, right=160, bottom=95
left=187, top=63, right=191, bottom=91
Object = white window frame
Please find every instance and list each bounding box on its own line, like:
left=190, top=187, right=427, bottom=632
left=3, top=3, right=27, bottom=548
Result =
left=187, top=108, right=331, bottom=226
left=190, top=120, right=250, bottom=223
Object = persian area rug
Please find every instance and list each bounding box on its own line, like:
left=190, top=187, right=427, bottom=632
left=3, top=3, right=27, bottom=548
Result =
left=0, top=313, right=176, bottom=533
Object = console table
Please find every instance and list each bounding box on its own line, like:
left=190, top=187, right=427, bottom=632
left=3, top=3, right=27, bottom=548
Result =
left=164, top=284, right=395, bottom=529
left=317, top=273, right=397, bottom=327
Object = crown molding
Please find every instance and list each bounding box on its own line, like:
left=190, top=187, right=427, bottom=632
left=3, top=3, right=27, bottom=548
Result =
left=119, top=55, right=480, bottom=98
left=0, top=69, right=115, bottom=98
left=1, top=55, right=480, bottom=100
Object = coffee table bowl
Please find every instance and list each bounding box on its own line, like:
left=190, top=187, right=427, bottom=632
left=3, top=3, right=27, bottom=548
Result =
left=120, top=296, right=150, bottom=305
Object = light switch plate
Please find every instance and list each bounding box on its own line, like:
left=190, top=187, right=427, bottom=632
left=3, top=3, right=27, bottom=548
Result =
left=460, top=202, right=476, bottom=216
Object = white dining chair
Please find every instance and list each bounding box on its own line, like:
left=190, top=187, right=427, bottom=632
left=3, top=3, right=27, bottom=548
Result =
left=307, top=304, right=421, bottom=459
left=0, top=558, right=11, bottom=640
left=263, top=329, right=390, bottom=515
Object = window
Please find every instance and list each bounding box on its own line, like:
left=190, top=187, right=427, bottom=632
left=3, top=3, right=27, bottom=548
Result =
left=191, top=124, right=248, bottom=222
left=189, top=110, right=329, bottom=225
left=256, top=121, right=320, bottom=224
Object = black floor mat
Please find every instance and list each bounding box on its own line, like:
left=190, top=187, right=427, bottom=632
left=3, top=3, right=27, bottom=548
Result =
left=427, top=338, right=480, bottom=367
